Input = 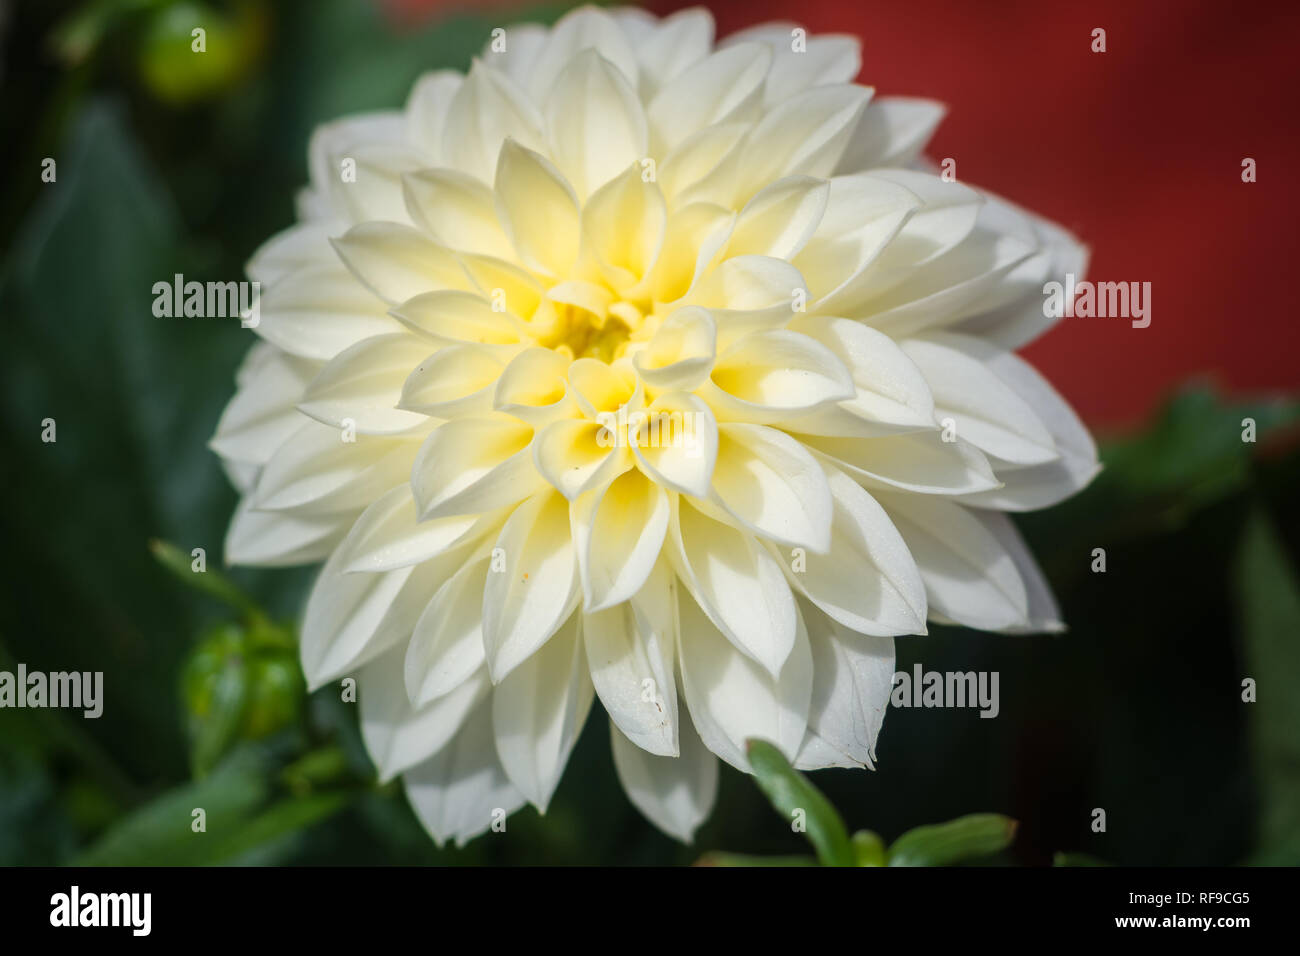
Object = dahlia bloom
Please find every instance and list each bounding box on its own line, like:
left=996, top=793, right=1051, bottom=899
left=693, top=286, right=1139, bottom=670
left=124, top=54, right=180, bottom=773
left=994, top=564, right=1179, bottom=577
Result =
left=212, top=5, right=1098, bottom=844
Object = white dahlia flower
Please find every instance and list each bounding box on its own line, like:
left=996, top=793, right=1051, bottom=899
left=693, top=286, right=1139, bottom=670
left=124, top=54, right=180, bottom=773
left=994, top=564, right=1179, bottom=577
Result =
left=212, top=5, right=1099, bottom=845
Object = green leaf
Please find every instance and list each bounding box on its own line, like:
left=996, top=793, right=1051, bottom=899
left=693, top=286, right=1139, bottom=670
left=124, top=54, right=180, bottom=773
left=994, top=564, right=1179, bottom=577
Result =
left=745, top=738, right=856, bottom=867
left=72, top=745, right=271, bottom=865
left=888, top=813, right=1018, bottom=866
left=0, top=100, right=248, bottom=778
left=71, top=745, right=354, bottom=866
left=0, top=99, right=321, bottom=784
left=1235, top=510, right=1300, bottom=865
left=1101, top=385, right=1298, bottom=508
left=207, top=791, right=353, bottom=864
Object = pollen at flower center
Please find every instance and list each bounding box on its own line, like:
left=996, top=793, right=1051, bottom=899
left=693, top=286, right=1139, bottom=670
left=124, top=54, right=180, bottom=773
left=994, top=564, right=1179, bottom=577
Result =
left=526, top=281, right=651, bottom=363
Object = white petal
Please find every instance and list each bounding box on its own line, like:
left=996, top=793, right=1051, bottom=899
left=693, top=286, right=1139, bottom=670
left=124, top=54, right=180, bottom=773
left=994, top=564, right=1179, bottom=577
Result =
left=726, top=176, right=830, bottom=261
left=850, top=169, right=983, bottom=298
left=391, top=290, right=525, bottom=345
left=545, top=49, right=648, bottom=199
left=835, top=97, right=946, bottom=173
left=403, top=695, right=526, bottom=847
left=306, top=112, right=421, bottom=222
left=956, top=347, right=1100, bottom=511
left=411, top=415, right=544, bottom=520
left=650, top=201, right=736, bottom=303
left=772, top=34, right=860, bottom=102
left=566, top=357, right=639, bottom=418
left=610, top=716, right=717, bottom=842
left=493, top=139, right=581, bottom=277
left=224, top=496, right=349, bottom=568
left=251, top=420, right=413, bottom=515
left=630, top=392, right=718, bottom=498
left=406, top=554, right=492, bottom=706
left=480, top=23, right=549, bottom=87
left=301, top=539, right=473, bottom=688
left=670, top=496, right=797, bottom=676
left=297, top=333, right=431, bottom=435
left=608, top=7, right=658, bottom=49
left=221, top=458, right=260, bottom=496
left=722, top=26, right=860, bottom=106
left=572, top=468, right=669, bottom=611
left=788, top=316, right=934, bottom=431
left=300, top=558, right=410, bottom=687
left=711, top=423, right=833, bottom=551
left=625, top=7, right=714, bottom=98
left=255, top=263, right=404, bottom=362
left=404, top=69, right=461, bottom=162
left=970, top=511, right=1064, bottom=633
left=646, top=42, right=770, bottom=154
left=402, top=168, right=514, bottom=259
left=953, top=192, right=1090, bottom=350
left=799, top=431, right=1000, bottom=496
left=333, top=484, right=501, bottom=574
left=794, top=728, right=864, bottom=771
left=307, top=111, right=406, bottom=216
left=799, top=597, right=894, bottom=768
left=246, top=221, right=337, bottom=287
left=359, top=647, right=490, bottom=782
left=705, top=329, right=854, bottom=422
left=585, top=602, right=678, bottom=756
left=874, top=492, right=1031, bottom=632
left=482, top=490, right=581, bottom=682
left=687, top=257, right=808, bottom=339
left=900, top=333, right=1058, bottom=465
left=441, top=60, right=545, bottom=179
left=398, top=345, right=505, bottom=418
left=458, top=253, right=546, bottom=321
left=794, top=173, right=920, bottom=310
left=860, top=228, right=1037, bottom=338
left=528, top=5, right=638, bottom=99
left=632, top=305, right=716, bottom=391
left=332, top=222, right=472, bottom=305
left=677, top=587, right=811, bottom=770
left=581, top=164, right=666, bottom=294
left=492, top=347, right=574, bottom=425
left=729, top=84, right=872, bottom=204
left=210, top=346, right=319, bottom=464
left=658, top=125, right=747, bottom=204
left=533, top=418, right=630, bottom=500
left=778, top=463, right=928, bottom=636
left=492, top=612, right=594, bottom=810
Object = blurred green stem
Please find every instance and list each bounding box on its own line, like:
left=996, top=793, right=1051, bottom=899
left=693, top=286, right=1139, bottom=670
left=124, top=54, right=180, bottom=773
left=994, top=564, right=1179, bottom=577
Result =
left=149, top=539, right=269, bottom=629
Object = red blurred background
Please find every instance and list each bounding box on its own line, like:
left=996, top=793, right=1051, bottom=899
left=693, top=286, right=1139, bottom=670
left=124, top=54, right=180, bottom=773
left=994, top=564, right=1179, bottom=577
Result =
left=388, top=0, right=1300, bottom=429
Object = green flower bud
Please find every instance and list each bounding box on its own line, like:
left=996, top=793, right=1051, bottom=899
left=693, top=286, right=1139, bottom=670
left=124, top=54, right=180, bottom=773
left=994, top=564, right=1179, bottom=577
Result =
left=180, top=617, right=303, bottom=775
left=137, top=0, right=267, bottom=105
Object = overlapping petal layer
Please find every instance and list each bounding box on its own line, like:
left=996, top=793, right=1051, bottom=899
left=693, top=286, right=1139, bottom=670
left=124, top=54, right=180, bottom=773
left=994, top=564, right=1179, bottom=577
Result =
left=214, top=5, right=1097, bottom=845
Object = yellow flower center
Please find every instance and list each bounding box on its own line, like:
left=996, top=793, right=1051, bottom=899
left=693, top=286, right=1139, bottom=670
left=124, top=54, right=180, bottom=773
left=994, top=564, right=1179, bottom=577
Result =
left=525, top=280, right=653, bottom=363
